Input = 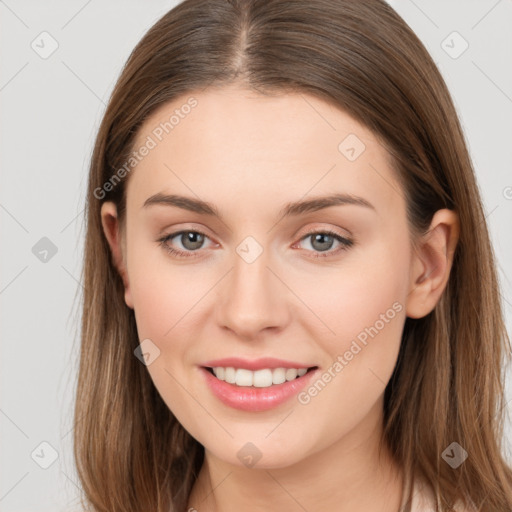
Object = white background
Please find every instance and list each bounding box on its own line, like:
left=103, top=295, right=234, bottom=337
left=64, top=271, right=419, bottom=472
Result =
left=1, top=1, right=511, bottom=510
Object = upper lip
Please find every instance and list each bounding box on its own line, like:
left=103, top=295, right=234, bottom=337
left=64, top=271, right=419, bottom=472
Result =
left=201, top=357, right=317, bottom=371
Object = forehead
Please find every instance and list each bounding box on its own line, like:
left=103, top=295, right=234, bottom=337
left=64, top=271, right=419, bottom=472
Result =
left=127, top=85, right=402, bottom=215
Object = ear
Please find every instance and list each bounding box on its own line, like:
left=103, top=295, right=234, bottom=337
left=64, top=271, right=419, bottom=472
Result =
left=100, top=201, right=134, bottom=309
left=406, top=209, right=460, bottom=319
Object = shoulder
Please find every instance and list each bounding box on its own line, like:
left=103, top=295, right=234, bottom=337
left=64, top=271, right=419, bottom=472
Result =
left=410, top=476, right=473, bottom=512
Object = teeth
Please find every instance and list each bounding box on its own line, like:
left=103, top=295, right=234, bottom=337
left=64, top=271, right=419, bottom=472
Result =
left=224, top=367, right=236, bottom=384
left=285, top=368, right=297, bottom=380
left=235, top=368, right=253, bottom=387
left=272, top=368, right=286, bottom=384
left=211, top=366, right=311, bottom=387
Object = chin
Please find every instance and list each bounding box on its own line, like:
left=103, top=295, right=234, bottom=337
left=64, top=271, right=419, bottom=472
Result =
left=202, top=434, right=316, bottom=470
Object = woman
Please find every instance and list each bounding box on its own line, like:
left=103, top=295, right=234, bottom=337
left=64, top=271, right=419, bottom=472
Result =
left=73, top=0, right=512, bottom=511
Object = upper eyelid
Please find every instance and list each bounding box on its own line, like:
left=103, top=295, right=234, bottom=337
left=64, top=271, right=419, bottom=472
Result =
left=161, top=221, right=353, bottom=239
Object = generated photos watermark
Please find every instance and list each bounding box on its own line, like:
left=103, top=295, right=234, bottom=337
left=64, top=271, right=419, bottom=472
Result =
left=94, top=96, right=198, bottom=200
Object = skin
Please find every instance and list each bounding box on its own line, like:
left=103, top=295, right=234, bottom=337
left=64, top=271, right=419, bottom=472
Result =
left=101, top=83, right=459, bottom=512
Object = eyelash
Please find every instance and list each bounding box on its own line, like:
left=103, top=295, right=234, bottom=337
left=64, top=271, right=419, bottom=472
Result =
left=157, top=229, right=354, bottom=260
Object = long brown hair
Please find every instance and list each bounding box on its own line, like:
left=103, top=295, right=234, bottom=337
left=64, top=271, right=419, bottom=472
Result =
left=73, top=1, right=512, bottom=510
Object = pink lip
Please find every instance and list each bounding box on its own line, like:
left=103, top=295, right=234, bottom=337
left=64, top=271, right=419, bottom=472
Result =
left=200, top=366, right=319, bottom=412
left=201, top=357, right=314, bottom=371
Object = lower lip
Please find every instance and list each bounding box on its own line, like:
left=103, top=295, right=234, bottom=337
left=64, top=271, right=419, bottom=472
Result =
left=200, top=367, right=318, bottom=412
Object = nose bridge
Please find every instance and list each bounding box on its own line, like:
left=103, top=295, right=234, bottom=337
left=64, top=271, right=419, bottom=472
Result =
left=216, top=235, right=288, bottom=336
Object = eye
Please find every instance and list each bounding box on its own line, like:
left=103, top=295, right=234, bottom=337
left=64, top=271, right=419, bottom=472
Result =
left=158, top=228, right=354, bottom=260
left=293, top=229, right=354, bottom=258
left=157, top=229, right=215, bottom=259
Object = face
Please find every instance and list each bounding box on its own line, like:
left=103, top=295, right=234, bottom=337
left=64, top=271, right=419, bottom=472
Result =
left=102, top=84, right=418, bottom=469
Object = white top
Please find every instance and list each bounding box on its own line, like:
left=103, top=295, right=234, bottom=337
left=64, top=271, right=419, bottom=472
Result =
left=409, top=476, right=437, bottom=511
left=408, top=475, right=469, bottom=512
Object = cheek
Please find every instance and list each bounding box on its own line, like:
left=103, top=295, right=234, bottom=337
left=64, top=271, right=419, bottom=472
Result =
left=297, top=232, right=410, bottom=350
left=126, top=248, right=206, bottom=422
left=126, top=234, right=206, bottom=341
left=294, top=234, right=409, bottom=425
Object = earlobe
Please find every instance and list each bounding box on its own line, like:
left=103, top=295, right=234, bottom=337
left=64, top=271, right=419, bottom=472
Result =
left=100, top=202, right=134, bottom=309
left=406, top=209, right=460, bottom=319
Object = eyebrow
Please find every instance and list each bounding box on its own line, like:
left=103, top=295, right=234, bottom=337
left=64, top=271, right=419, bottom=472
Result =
left=142, top=192, right=375, bottom=220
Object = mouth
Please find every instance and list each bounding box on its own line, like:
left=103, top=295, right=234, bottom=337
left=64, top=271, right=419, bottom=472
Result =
left=199, top=363, right=320, bottom=412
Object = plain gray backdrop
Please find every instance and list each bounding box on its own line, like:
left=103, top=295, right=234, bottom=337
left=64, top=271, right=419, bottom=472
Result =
left=1, top=1, right=511, bottom=510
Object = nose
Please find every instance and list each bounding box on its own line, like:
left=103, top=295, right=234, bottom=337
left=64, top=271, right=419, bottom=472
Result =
left=215, top=246, right=290, bottom=340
